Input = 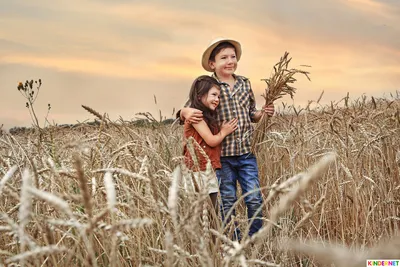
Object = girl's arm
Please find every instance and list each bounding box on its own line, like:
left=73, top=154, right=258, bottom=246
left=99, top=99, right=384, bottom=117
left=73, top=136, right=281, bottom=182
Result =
left=192, top=118, right=237, bottom=147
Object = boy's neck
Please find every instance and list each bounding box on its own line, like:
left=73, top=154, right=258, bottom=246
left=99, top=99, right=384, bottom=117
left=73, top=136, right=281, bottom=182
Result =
left=216, top=73, right=235, bottom=83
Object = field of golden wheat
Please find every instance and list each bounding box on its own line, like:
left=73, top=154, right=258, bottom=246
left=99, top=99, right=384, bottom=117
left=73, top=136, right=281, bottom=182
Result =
left=1, top=93, right=399, bottom=267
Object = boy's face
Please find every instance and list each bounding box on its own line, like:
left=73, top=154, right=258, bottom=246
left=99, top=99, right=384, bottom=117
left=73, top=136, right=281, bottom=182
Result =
left=209, top=47, right=237, bottom=77
left=201, top=86, right=220, bottom=111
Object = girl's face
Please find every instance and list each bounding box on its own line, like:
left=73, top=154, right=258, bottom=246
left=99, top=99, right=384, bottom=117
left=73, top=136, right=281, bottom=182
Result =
left=209, top=47, right=237, bottom=77
left=201, top=86, right=220, bottom=111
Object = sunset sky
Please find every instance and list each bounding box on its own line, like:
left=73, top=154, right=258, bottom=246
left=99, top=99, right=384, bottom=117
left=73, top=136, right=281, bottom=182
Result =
left=1, top=0, right=399, bottom=129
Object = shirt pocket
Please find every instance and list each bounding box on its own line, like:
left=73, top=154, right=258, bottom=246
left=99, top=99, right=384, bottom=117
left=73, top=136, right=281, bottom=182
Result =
left=237, top=89, right=249, bottom=109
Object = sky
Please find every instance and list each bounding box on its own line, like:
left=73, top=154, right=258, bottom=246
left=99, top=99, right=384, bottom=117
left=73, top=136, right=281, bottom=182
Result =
left=1, top=0, right=399, bottom=129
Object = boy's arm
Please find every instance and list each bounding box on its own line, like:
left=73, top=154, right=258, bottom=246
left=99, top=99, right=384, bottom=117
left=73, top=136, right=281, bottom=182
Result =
left=252, top=105, right=275, bottom=122
left=248, top=84, right=259, bottom=122
left=192, top=119, right=237, bottom=147
left=176, top=108, right=203, bottom=124
left=182, top=108, right=203, bottom=123
left=175, top=99, right=203, bottom=124
left=248, top=85, right=275, bottom=123
left=252, top=110, right=263, bottom=123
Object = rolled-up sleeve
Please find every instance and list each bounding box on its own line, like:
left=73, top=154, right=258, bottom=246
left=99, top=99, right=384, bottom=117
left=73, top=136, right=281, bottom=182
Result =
left=176, top=98, right=191, bottom=124
left=248, top=85, right=257, bottom=122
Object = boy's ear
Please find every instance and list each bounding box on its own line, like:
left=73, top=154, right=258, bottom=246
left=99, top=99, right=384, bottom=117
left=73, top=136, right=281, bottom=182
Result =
left=208, top=60, right=215, bottom=70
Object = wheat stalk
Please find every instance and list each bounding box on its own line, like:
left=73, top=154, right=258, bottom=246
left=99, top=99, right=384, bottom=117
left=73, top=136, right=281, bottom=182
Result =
left=104, top=172, right=116, bottom=211
left=168, top=164, right=180, bottom=230
left=6, top=245, right=67, bottom=264
left=251, top=52, right=311, bottom=153
left=73, top=154, right=93, bottom=218
left=27, top=187, right=74, bottom=218
left=18, top=169, right=33, bottom=264
left=0, top=165, right=18, bottom=195
left=81, top=105, right=103, bottom=121
left=93, top=168, right=150, bottom=182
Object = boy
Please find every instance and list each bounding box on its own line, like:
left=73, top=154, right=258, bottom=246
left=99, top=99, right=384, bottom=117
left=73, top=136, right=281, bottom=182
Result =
left=179, top=38, right=274, bottom=239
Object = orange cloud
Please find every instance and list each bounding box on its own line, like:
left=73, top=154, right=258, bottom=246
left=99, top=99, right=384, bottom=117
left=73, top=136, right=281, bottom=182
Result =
left=1, top=54, right=201, bottom=80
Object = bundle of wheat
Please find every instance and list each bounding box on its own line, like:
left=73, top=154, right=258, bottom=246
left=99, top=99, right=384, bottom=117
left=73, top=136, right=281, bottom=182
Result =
left=251, top=52, right=311, bottom=153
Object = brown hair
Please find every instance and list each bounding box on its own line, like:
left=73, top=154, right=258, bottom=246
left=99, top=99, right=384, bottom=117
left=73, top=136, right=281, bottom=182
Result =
left=188, top=75, right=221, bottom=132
left=209, top=42, right=237, bottom=62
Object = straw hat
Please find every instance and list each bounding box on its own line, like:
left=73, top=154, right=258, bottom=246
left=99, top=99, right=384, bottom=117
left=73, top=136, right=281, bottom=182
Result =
left=201, top=38, right=242, bottom=72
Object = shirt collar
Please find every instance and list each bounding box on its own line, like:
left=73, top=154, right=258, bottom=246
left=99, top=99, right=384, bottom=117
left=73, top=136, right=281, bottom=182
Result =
left=211, top=73, right=248, bottom=85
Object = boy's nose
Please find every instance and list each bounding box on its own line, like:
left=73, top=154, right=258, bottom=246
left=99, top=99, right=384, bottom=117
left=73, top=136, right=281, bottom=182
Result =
left=228, top=57, right=236, bottom=63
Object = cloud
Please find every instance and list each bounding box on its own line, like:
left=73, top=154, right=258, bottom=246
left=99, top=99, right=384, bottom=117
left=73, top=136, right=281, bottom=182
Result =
left=339, top=0, right=400, bottom=19
left=0, top=63, right=192, bottom=127
left=1, top=54, right=202, bottom=80
left=254, top=0, right=399, bottom=52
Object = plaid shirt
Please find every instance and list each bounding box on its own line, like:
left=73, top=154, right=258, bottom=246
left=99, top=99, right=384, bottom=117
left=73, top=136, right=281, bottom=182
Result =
left=182, top=74, right=258, bottom=157
left=212, top=73, right=257, bottom=156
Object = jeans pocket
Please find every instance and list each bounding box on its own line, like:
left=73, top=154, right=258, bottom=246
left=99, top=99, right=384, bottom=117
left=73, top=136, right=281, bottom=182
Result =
left=243, top=152, right=256, bottom=160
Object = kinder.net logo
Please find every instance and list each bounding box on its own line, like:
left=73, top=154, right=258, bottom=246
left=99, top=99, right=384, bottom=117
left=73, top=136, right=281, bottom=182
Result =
left=366, top=260, right=400, bottom=266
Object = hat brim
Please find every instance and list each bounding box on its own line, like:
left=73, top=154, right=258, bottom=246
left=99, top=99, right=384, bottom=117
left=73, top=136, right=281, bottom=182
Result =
left=201, top=39, right=242, bottom=72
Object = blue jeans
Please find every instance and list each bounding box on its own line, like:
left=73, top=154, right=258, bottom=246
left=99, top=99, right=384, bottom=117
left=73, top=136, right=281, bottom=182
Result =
left=216, top=153, right=263, bottom=240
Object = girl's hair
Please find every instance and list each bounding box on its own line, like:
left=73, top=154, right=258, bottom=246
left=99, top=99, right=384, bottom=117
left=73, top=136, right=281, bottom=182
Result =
left=188, top=75, right=221, bottom=131
left=209, top=42, right=236, bottom=62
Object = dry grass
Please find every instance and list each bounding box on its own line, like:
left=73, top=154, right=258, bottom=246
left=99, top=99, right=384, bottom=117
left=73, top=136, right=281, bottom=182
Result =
left=0, top=93, right=399, bottom=266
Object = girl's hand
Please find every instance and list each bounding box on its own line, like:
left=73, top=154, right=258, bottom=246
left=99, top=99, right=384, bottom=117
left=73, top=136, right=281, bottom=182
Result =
left=182, top=108, right=203, bottom=124
left=262, top=104, right=275, bottom=117
left=221, top=118, right=238, bottom=136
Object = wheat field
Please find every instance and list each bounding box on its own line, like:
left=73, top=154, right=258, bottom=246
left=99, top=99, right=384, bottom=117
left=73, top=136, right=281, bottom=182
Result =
left=1, top=93, right=399, bottom=267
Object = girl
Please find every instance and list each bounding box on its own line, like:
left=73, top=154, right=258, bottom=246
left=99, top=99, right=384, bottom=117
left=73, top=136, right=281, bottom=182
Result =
left=183, top=75, right=237, bottom=211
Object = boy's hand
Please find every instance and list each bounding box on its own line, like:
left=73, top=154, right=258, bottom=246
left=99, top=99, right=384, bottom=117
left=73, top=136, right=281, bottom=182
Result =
left=181, top=107, right=203, bottom=124
left=220, top=118, right=238, bottom=136
left=262, top=104, right=275, bottom=117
